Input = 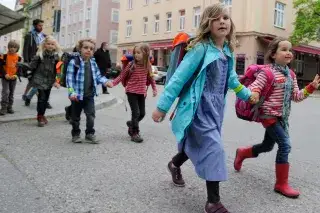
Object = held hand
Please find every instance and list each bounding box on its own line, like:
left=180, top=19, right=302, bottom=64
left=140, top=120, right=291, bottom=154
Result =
left=152, top=109, right=166, bottom=123
left=311, top=74, right=320, bottom=89
left=11, top=75, right=17, bottom=80
left=153, top=90, right=157, bottom=97
left=249, top=91, right=260, bottom=104
left=5, top=74, right=10, bottom=80
left=69, top=94, right=78, bottom=102
left=106, top=81, right=113, bottom=88
left=54, top=82, right=60, bottom=89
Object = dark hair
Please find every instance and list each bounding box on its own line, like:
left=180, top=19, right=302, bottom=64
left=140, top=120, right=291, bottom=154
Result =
left=265, top=37, right=288, bottom=64
left=33, top=19, right=44, bottom=26
left=100, top=42, right=107, bottom=49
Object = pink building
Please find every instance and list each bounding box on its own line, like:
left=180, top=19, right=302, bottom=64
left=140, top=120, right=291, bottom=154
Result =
left=59, top=0, right=119, bottom=62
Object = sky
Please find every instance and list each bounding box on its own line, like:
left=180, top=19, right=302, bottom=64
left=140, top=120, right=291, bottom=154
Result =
left=0, top=0, right=15, bottom=10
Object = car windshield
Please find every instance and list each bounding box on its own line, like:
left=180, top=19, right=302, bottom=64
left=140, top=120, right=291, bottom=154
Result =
left=156, top=66, right=167, bottom=72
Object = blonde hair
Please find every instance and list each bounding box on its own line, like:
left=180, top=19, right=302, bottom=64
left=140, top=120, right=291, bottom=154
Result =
left=133, top=43, right=152, bottom=73
left=36, top=36, right=63, bottom=59
left=188, top=3, right=236, bottom=51
left=77, top=38, right=96, bottom=50
left=8, top=40, right=20, bottom=52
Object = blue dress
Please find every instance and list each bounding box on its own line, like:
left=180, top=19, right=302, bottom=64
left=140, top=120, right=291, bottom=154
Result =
left=178, top=53, right=229, bottom=181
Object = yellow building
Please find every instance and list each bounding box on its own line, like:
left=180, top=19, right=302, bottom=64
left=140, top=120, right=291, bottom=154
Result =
left=41, top=0, right=60, bottom=35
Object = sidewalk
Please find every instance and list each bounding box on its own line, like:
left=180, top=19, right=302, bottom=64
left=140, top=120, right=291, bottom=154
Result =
left=0, top=80, right=118, bottom=123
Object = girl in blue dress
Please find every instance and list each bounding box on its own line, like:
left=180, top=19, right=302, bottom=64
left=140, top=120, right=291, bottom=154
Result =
left=152, top=3, right=257, bottom=213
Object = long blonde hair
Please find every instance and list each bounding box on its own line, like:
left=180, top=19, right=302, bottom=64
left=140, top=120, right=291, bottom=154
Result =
left=133, top=43, right=152, bottom=73
left=188, top=3, right=236, bottom=51
left=36, top=35, right=63, bottom=59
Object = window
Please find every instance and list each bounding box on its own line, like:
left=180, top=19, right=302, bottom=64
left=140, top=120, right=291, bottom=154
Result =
left=143, top=17, right=148, bottom=35
left=154, top=14, right=160, bottom=33
left=257, top=52, right=264, bottom=65
left=68, top=33, right=71, bottom=47
left=112, top=0, right=120, bottom=2
left=69, top=13, right=72, bottom=24
left=193, top=7, right=201, bottom=28
left=111, top=9, right=119, bottom=22
left=79, top=30, right=82, bottom=39
left=86, top=29, right=90, bottom=37
left=236, top=54, right=245, bottom=75
left=144, top=0, right=149, bottom=5
left=4, top=36, right=7, bottom=41
left=166, top=12, right=172, bottom=32
left=61, top=34, right=65, bottom=46
left=72, top=32, right=76, bottom=45
left=126, top=20, right=132, bottom=37
left=274, top=2, right=285, bottom=28
left=79, top=9, right=83, bottom=21
left=179, top=10, right=185, bottom=31
left=74, top=12, right=78, bottom=23
left=128, top=0, right=133, bottom=9
left=154, top=0, right=160, bottom=3
left=220, top=0, right=232, bottom=15
left=110, top=30, right=118, bottom=45
left=86, top=8, right=91, bottom=20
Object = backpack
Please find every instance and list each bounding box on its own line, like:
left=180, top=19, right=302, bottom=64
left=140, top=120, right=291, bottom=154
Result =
left=0, top=54, right=23, bottom=81
left=235, top=64, right=295, bottom=122
left=59, top=52, right=80, bottom=87
left=120, top=54, right=153, bottom=88
left=165, top=32, right=206, bottom=97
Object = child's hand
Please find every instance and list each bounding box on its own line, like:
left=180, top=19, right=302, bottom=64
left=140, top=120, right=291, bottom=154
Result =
left=152, top=109, right=166, bottom=123
left=69, top=94, right=78, bottom=102
left=5, top=74, right=10, bottom=80
left=311, top=74, right=320, bottom=89
left=153, top=90, right=157, bottom=97
left=249, top=92, right=260, bottom=104
left=54, top=82, right=60, bottom=89
left=106, top=81, right=113, bottom=88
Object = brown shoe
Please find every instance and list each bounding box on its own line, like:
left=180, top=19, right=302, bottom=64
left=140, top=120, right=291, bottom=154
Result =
left=37, top=115, right=45, bottom=127
left=204, top=202, right=230, bottom=213
left=167, top=161, right=185, bottom=187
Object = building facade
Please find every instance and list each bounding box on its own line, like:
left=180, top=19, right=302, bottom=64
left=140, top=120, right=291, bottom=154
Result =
left=59, top=0, right=120, bottom=62
left=117, top=0, right=320, bottom=83
left=41, top=0, right=60, bottom=36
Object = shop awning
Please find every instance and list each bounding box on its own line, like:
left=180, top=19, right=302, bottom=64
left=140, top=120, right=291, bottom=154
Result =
left=150, top=41, right=173, bottom=49
left=258, top=36, right=275, bottom=44
left=292, top=45, right=320, bottom=55
left=0, top=4, right=26, bottom=36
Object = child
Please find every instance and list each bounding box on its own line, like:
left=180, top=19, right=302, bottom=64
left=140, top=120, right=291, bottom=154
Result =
left=152, top=4, right=256, bottom=213
left=67, top=38, right=110, bottom=144
left=0, top=40, right=21, bottom=115
left=234, top=37, right=320, bottom=198
left=107, top=43, right=157, bottom=143
left=20, top=36, right=62, bottom=126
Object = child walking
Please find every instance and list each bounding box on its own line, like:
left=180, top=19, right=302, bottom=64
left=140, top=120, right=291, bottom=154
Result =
left=152, top=4, right=256, bottom=213
left=107, top=43, right=157, bottom=143
left=234, top=37, right=320, bottom=198
left=67, top=38, right=110, bottom=144
left=0, top=40, right=21, bottom=115
left=18, top=36, right=62, bottom=126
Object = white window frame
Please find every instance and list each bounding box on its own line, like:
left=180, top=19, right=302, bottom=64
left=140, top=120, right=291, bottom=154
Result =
left=179, top=10, right=185, bottom=31
left=86, top=8, right=91, bottom=20
left=128, top=0, right=133, bottom=9
left=109, top=30, right=118, bottom=46
left=193, top=7, right=201, bottom=28
left=144, top=0, right=149, bottom=5
left=126, top=20, right=132, bottom=37
left=154, top=14, right=160, bottom=33
left=220, top=0, right=232, bottom=15
left=143, top=17, right=148, bottom=35
left=166, top=12, right=172, bottom=32
left=274, top=1, right=285, bottom=28
left=86, top=29, right=90, bottom=37
left=111, top=8, right=120, bottom=23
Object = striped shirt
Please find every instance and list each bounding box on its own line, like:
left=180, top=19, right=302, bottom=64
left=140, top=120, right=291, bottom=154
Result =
left=112, top=63, right=157, bottom=95
left=249, top=66, right=307, bottom=117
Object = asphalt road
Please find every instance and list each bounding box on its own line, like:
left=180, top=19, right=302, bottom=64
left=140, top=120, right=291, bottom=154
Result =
left=1, top=85, right=320, bottom=213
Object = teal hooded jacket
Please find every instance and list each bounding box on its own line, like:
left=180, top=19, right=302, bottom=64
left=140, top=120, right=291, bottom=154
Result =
left=157, top=39, right=251, bottom=142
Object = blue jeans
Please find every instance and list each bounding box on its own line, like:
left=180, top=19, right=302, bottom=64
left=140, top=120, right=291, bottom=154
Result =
left=252, top=120, right=291, bottom=164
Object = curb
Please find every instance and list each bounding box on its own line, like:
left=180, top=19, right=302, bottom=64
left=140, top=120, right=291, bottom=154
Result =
left=0, top=97, right=118, bottom=124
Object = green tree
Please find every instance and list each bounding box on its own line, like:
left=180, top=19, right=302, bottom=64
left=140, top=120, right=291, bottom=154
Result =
left=291, top=0, right=320, bottom=45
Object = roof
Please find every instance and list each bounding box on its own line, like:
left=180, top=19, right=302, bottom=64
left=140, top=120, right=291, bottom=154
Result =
left=0, top=4, right=26, bottom=36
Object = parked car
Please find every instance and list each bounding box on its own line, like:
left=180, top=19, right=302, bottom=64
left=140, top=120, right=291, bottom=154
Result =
left=152, top=66, right=167, bottom=84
